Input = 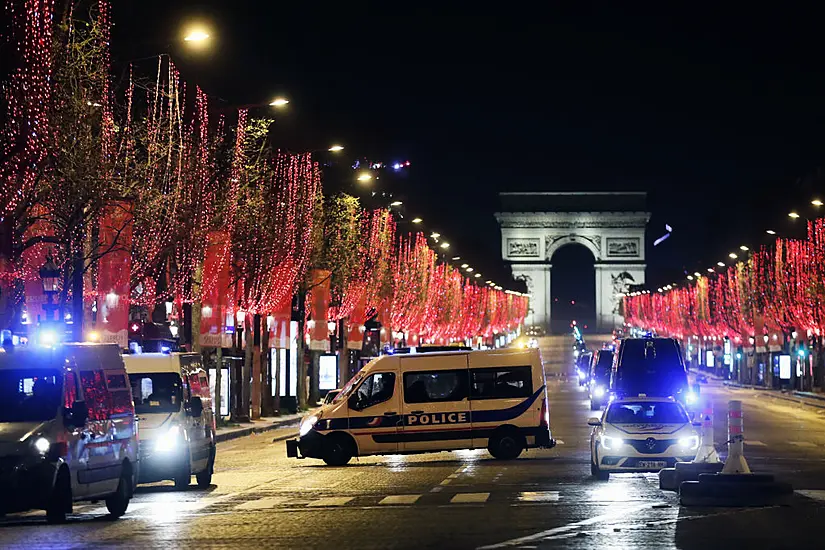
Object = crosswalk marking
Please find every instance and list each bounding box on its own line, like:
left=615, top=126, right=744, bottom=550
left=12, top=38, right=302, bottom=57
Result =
left=797, top=490, right=825, bottom=502
left=517, top=491, right=560, bottom=503
left=307, top=497, right=355, bottom=507
left=379, top=495, right=421, bottom=505
left=555, top=440, right=565, bottom=445
left=235, top=497, right=288, bottom=510
left=450, top=492, right=490, bottom=504
left=745, top=440, right=767, bottom=446
left=789, top=441, right=817, bottom=448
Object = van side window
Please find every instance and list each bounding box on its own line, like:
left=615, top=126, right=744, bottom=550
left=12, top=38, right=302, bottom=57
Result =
left=404, top=370, right=468, bottom=403
left=351, top=372, right=396, bottom=410
left=470, top=366, right=533, bottom=400
left=105, top=372, right=134, bottom=416
left=80, top=370, right=111, bottom=421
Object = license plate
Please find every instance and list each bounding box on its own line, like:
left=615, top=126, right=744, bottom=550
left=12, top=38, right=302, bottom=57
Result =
left=637, top=460, right=667, bottom=469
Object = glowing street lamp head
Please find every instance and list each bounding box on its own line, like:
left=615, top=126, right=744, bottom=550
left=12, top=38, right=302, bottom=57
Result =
left=728, top=252, right=738, bottom=259
left=766, top=229, right=776, bottom=235
left=184, top=30, right=210, bottom=43
left=390, top=201, right=403, bottom=207
left=411, top=217, right=423, bottom=224
left=813, top=199, right=824, bottom=207
left=328, top=145, right=344, bottom=152
left=357, top=172, right=372, bottom=182
left=788, top=211, right=800, bottom=219
left=717, top=261, right=725, bottom=267
left=740, top=245, right=749, bottom=251
left=269, top=97, right=290, bottom=108
left=440, top=242, right=450, bottom=249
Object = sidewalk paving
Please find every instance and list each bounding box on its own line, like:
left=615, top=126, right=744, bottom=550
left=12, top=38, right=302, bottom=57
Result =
left=702, top=373, right=825, bottom=410
left=215, top=413, right=302, bottom=444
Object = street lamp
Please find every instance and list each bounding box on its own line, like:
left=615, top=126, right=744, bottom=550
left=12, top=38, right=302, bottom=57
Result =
left=812, top=199, right=823, bottom=207
left=269, top=97, right=290, bottom=108
left=716, top=261, right=725, bottom=267
left=728, top=252, right=738, bottom=259
left=39, top=254, right=61, bottom=322
left=766, top=229, right=776, bottom=235
left=183, top=30, right=210, bottom=43
left=357, top=172, right=372, bottom=183
left=440, top=242, right=450, bottom=249
left=411, top=217, right=423, bottom=224
left=328, top=145, right=344, bottom=152
left=390, top=201, right=403, bottom=207
left=740, top=245, right=749, bottom=251
left=788, top=211, right=801, bottom=219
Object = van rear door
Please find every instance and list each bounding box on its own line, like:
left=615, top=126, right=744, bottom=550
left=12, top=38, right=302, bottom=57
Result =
left=399, top=354, right=471, bottom=453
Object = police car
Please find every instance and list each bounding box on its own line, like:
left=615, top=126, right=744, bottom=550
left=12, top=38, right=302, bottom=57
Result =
left=588, top=396, right=699, bottom=480
left=286, top=348, right=554, bottom=465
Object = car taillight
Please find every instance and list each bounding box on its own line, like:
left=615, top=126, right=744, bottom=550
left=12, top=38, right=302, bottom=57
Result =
left=540, top=397, right=549, bottom=427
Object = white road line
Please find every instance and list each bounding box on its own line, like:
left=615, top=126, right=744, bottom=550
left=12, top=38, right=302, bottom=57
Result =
left=797, top=490, right=825, bottom=502
left=451, top=492, right=490, bottom=504
left=448, top=473, right=460, bottom=479
left=379, top=495, right=421, bottom=505
left=307, top=497, right=354, bottom=507
left=517, top=491, right=560, bottom=503
left=440, top=479, right=452, bottom=485
left=744, top=440, right=767, bottom=446
left=477, top=502, right=655, bottom=549
left=555, top=440, right=565, bottom=445
left=430, top=487, right=443, bottom=493
left=235, top=497, right=288, bottom=510
left=789, top=441, right=817, bottom=447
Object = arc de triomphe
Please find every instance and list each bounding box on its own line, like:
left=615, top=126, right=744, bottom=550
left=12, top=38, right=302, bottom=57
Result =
left=495, top=192, right=649, bottom=332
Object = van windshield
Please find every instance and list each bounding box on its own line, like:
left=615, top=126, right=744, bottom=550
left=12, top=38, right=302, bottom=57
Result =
left=130, top=372, right=183, bottom=414
left=333, top=371, right=366, bottom=404
left=0, top=369, right=63, bottom=423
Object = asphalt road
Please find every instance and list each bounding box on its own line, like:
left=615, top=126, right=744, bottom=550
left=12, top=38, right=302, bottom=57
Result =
left=2, top=373, right=825, bottom=549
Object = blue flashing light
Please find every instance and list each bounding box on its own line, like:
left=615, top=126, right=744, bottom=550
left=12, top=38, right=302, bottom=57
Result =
left=160, top=346, right=171, bottom=354
left=798, top=348, right=806, bottom=358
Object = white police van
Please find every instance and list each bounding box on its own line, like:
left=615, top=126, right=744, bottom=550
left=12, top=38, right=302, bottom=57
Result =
left=0, top=343, right=138, bottom=522
left=123, top=352, right=216, bottom=488
left=287, top=348, right=554, bottom=465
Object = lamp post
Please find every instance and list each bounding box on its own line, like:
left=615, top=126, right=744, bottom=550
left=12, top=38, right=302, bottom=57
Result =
left=39, top=253, right=61, bottom=323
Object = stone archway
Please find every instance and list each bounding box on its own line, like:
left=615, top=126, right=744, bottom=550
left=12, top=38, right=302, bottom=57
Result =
left=495, top=192, right=649, bottom=333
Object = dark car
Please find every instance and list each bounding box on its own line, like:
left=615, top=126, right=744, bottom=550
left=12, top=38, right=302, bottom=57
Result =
left=576, top=351, right=592, bottom=386
left=588, top=349, right=614, bottom=410
left=611, top=337, right=698, bottom=408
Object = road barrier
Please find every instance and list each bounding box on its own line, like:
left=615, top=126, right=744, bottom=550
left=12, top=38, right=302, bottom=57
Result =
left=678, top=400, right=793, bottom=507
left=659, top=403, right=722, bottom=491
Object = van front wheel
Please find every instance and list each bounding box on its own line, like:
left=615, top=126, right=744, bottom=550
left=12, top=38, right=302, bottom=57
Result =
left=322, top=435, right=353, bottom=466
left=46, top=469, right=71, bottom=524
left=489, top=430, right=525, bottom=460
left=174, top=460, right=191, bottom=489
left=105, top=468, right=132, bottom=518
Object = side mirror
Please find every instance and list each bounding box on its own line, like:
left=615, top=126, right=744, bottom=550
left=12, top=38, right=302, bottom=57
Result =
left=188, top=396, right=204, bottom=417
left=348, top=394, right=363, bottom=411
left=66, top=401, right=88, bottom=428
left=587, top=417, right=602, bottom=427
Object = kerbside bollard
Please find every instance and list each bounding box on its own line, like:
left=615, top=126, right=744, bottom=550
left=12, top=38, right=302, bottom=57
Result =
left=679, top=400, right=793, bottom=506
left=659, top=404, right=723, bottom=491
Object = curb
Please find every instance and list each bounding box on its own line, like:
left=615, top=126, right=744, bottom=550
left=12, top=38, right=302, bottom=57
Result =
left=215, top=418, right=301, bottom=444
left=723, top=383, right=825, bottom=411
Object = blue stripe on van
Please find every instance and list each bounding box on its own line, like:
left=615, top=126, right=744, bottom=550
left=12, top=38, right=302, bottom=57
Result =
left=314, top=386, right=546, bottom=433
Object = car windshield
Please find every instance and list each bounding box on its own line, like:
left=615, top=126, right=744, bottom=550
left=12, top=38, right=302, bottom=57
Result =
left=0, top=369, right=63, bottom=423
left=606, top=401, right=688, bottom=424
left=593, top=353, right=613, bottom=380
left=129, top=372, right=183, bottom=414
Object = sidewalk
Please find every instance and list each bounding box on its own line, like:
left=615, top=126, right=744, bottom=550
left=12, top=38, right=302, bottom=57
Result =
left=215, top=413, right=302, bottom=444
left=705, top=373, right=825, bottom=410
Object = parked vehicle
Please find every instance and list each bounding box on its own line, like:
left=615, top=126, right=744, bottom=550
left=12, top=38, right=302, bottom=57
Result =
left=588, top=349, right=613, bottom=410
left=123, top=352, right=215, bottom=489
left=610, top=336, right=698, bottom=408
left=287, top=348, right=554, bottom=465
left=0, top=343, right=137, bottom=522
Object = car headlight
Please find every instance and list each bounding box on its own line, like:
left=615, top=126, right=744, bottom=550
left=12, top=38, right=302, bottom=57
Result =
left=33, top=436, right=51, bottom=455
left=600, top=434, right=623, bottom=450
left=577, top=369, right=586, bottom=380
left=594, top=386, right=605, bottom=398
left=155, top=424, right=183, bottom=453
left=679, top=435, right=699, bottom=451
left=299, top=415, right=319, bottom=437
left=685, top=391, right=698, bottom=405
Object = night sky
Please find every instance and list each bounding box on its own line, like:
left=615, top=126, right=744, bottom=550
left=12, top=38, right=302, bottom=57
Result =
left=113, top=3, right=825, bottom=293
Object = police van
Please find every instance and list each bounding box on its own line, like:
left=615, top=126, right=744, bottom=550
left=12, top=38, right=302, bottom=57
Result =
left=0, top=343, right=137, bottom=522
left=286, top=348, right=554, bottom=465
left=123, top=352, right=216, bottom=488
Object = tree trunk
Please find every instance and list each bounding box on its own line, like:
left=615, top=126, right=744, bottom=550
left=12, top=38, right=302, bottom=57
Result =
left=251, top=314, right=262, bottom=420
left=273, top=346, right=281, bottom=416
left=297, top=318, right=307, bottom=410
left=214, top=345, right=223, bottom=423
left=191, top=265, right=203, bottom=354
left=310, top=350, right=320, bottom=406
left=261, top=318, right=272, bottom=416
left=71, top=245, right=84, bottom=342
left=240, top=322, right=252, bottom=422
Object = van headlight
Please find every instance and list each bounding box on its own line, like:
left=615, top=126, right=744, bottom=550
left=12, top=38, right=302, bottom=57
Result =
left=679, top=435, right=699, bottom=451
left=600, top=435, right=623, bottom=450
left=594, top=386, right=605, bottom=398
left=299, top=415, right=319, bottom=437
left=155, top=425, right=183, bottom=453
left=33, top=436, right=51, bottom=455
left=685, top=390, right=698, bottom=405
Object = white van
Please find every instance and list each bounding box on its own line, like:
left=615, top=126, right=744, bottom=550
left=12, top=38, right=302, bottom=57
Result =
left=286, top=348, right=554, bottom=465
left=0, top=343, right=137, bottom=522
left=122, top=352, right=215, bottom=488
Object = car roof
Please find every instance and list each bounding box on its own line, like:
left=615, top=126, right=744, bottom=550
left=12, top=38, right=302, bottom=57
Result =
left=610, top=396, right=678, bottom=404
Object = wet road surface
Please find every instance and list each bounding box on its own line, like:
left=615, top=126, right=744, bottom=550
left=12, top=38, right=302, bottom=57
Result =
left=2, top=375, right=825, bottom=549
